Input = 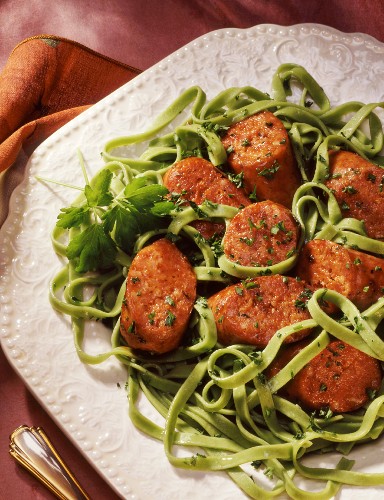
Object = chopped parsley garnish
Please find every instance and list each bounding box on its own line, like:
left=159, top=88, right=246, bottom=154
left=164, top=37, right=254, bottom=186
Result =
left=318, top=154, right=327, bottom=164
left=248, top=351, right=263, bottom=365
left=255, top=219, right=267, bottom=229
left=342, top=185, right=358, bottom=194
left=308, top=413, right=324, bottom=433
left=189, top=201, right=208, bottom=218
left=251, top=460, right=262, bottom=469
left=353, top=316, right=364, bottom=334
left=366, top=388, right=377, bottom=400
left=341, top=201, right=350, bottom=211
left=148, top=312, right=156, bottom=324
left=165, top=311, right=176, bottom=326
left=286, top=248, right=297, bottom=258
left=294, top=299, right=307, bottom=310
left=233, top=358, right=245, bottom=372
left=239, top=236, right=254, bottom=246
left=258, top=161, right=280, bottom=179
left=227, top=171, right=245, bottom=188
left=318, top=407, right=333, bottom=419
left=165, top=296, right=175, bottom=306
left=248, top=186, right=258, bottom=201
left=242, top=279, right=259, bottom=290
left=209, top=238, right=224, bottom=258
left=271, top=220, right=288, bottom=235
left=200, top=121, right=229, bottom=135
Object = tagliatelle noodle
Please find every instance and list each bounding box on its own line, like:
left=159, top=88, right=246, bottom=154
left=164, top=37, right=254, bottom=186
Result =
left=48, top=64, right=384, bottom=498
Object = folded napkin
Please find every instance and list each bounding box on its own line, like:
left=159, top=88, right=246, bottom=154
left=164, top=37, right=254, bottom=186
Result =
left=0, top=35, right=141, bottom=225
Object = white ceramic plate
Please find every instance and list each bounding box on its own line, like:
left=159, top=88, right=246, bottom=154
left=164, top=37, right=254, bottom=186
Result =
left=1, top=24, right=384, bottom=499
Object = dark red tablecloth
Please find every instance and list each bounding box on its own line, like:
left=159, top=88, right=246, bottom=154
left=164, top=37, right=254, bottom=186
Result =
left=1, top=1, right=384, bottom=498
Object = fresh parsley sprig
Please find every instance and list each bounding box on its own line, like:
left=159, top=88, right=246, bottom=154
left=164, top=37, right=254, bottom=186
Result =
left=56, top=170, right=172, bottom=273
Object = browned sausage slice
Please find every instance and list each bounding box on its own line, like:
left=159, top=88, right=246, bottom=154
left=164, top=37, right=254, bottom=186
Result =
left=163, top=156, right=251, bottom=238
left=120, top=238, right=196, bottom=353
left=267, top=339, right=382, bottom=413
left=324, top=150, right=384, bottom=240
left=163, top=156, right=251, bottom=207
left=294, top=239, right=384, bottom=311
left=221, top=111, right=300, bottom=208
left=208, top=275, right=312, bottom=348
left=223, top=201, right=300, bottom=267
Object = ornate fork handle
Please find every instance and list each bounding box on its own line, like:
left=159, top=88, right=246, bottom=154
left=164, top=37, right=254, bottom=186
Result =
left=9, top=425, right=89, bottom=500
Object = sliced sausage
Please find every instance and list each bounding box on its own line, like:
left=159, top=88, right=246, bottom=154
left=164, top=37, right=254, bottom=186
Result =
left=223, top=201, right=300, bottom=267
left=120, top=238, right=197, bottom=353
left=208, top=275, right=312, bottom=348
left=267, top=339, right=382, bottom=413
left=163, top=156, right=251, bottom=239
left=294, top=239, right=384, bottom=311
left=221, top=111, right=300, bottom=208
left=324, top=150, right=384, bottom=240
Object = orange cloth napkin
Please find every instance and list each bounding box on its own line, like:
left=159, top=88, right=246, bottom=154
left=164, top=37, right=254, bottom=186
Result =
left=0, top=35, right=141, bottom=223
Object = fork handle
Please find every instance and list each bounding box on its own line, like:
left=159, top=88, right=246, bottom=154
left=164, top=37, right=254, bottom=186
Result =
left=9, top=425, right=90, bottom=500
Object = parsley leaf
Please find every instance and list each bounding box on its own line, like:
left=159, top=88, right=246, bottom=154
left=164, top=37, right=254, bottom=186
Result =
left=84, top=169, right=113, bottom=207
left=66, top=224, right=117, bottom=272
left=102, top=205, right=139, bottom=251
left=56, top=206, right=89, bottom=228
left=125, top=182, right=168, bottom=211
left=150, top=201, right=175, bottom=216
left=123, top=177, right=147, bottom=196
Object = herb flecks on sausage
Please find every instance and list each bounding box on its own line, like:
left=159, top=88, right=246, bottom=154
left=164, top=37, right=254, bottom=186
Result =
left=163, top=156, right=251, bottom=239
left=267, top=339, right=382, bottom=413
left=223, top=201, right=300, bottom=267
left=120, top=238, right=196, bottom=353
left=325, top=150, right=384, bottom=240
left=221, top=111, right=300, bottom=208
left=295, top=239, right=384, bottom=312
left=208, top=275, right=312, bottom=348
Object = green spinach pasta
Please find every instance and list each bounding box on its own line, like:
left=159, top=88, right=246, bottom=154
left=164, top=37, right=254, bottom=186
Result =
left=48, top=63, right=384, bottom=499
